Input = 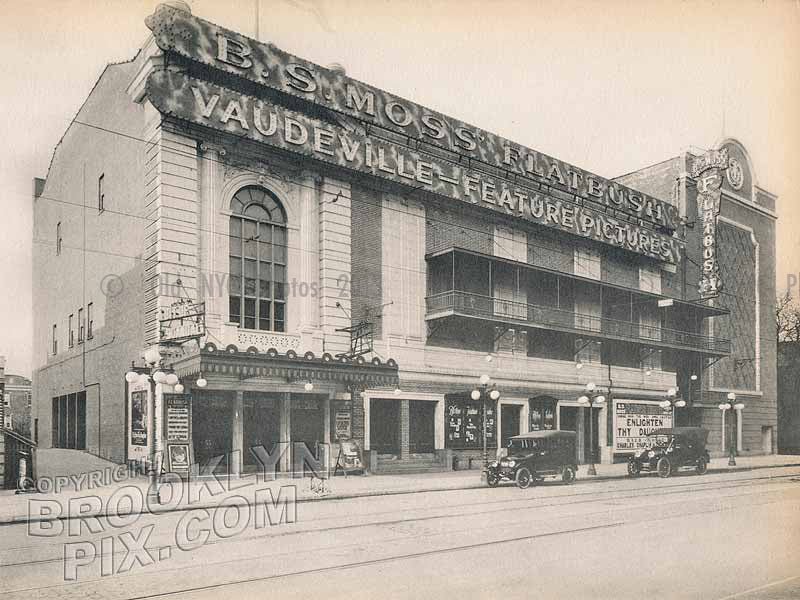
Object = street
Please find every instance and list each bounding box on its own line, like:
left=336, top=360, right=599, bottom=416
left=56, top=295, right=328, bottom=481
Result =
left=1, top=466, right=799, bottom=600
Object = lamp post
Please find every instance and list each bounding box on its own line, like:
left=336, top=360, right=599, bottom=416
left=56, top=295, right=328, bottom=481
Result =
left=718, top=392, right=745, bottom=466
left=471, top=374, right=500, bottom=482
left=577, top=382, right=606, bottom=476
left=659, top=387, right=686, bottom=426
left=125, top=346, right=179, bottom=505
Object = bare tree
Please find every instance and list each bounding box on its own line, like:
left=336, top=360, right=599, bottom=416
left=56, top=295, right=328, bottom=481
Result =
left=777, top=291, right=800, bottom=349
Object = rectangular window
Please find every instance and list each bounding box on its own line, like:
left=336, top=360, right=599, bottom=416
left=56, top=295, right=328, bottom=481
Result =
left=68, top=314, right=74, bottom=347
left=87, top=302, right=93, bottom=339
left=574, top=246, right=601, bottom=280
left=56, top=222, right=62, bottom=255
left=639, top=266, right=662, bottom=294
left=98, top=174, right=105, bottom=212
left=52, top=324, right=58, bottom=355
left=78, top=308, right=84, bottom=343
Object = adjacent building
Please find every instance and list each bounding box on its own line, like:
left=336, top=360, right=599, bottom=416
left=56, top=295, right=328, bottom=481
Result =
left=32, top=2, right=777, bottom=475
left=4, top=374, right=32, bottom=438
left=778, top=341, right=800, bottom=454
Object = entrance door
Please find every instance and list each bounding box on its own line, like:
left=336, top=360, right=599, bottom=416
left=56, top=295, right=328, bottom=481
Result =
left=192, top=392, right=233, bottom=473
left=243, top=393, right=281, bottom=470
left=371, top=398, right=400, bottom=455
left=409, top=400, right=435, bottom=454
left=291, top=394, right=325, bottom=454
left=583, top=407, right=600, bottom=464
left=501, top=405, right=521, bottom=448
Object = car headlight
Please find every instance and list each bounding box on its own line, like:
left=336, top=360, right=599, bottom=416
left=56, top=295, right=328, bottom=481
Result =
left=490, top=461, right=499, bottom=468
left=507, top=460, right=516, bottom=468
left=647, top=450, right=655, bottom=458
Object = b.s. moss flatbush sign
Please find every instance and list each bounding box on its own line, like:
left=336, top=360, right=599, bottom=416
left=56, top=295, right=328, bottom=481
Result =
left=145, top=5, right=684, bottom=263
left=148, top=72, right=682, bottom=263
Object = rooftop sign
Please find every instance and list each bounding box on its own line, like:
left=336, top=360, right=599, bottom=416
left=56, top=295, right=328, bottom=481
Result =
left=147, top=72, right=683, bottom=263
left=145, top=5, right=680, bottom=234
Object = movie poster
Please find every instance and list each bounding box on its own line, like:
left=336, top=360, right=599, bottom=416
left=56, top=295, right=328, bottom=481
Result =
left=130, top=389, right=148, bottom=447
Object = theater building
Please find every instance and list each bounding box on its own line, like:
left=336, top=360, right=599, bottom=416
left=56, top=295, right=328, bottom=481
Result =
left=31, top=2, right=777, bottom=475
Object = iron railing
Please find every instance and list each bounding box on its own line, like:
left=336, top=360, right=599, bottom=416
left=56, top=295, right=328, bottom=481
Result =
left=426, top=290, right=730, bottom=354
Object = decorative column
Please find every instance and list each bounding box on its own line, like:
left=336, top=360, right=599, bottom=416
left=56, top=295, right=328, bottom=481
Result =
left=198, top=142, right=225, bottom=334
left=280, top=392, right=292, bottom=473
left=231, top=390, right=243, bottom=477
left=400, top=399, right=410, bottom=460
left=298, top=171, right=320, bottom=336
left=434, top=398, right=445, bottom=450
left=318, top=177, right=351, bottom=356
left=576, top=408, right=586, bottom=464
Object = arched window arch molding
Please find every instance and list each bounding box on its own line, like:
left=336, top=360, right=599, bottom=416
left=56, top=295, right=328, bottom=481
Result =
left=219, top=171, right=298, bottom=229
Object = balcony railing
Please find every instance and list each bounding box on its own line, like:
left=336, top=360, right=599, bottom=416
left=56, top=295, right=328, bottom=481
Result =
left=426, top=290, right=731, bottom=355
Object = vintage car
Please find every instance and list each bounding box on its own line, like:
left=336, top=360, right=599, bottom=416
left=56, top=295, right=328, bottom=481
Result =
left=487, top=430, right=578, bottom=488
left=627, top=427, right=710, bottom=478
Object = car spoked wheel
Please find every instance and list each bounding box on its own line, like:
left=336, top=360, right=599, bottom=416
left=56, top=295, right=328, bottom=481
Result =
left=515, top=467, right=533, bottom=489
left=562, top=465, right=576, bottom=484
left=696, top=457, right=708, bottom=475
left=627, top=461, right=640, bottom=478
left=487, top=472, right=500, bottom=487
left=656, top=457, right=672, bottom=478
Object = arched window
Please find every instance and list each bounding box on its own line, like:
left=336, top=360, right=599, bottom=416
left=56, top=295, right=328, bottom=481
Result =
left=229, top=186, right=287, bottom=332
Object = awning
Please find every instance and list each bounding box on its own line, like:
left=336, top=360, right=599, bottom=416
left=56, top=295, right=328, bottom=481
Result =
left=169, top=348, right=399, bottom=388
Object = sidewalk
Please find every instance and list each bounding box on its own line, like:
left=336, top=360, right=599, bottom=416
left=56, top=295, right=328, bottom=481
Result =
left=1, top=454, right=798, bottom=526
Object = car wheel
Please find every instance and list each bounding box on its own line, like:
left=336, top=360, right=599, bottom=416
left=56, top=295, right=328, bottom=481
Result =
left=696, top=457, right=708, bottom=475
left=487, top=472, right=500, bottom=488
left=627, top=461, right=640, bottom=478
left=515, top=467, right=533, bottom=489
left=656, top=457, right=672, bottom=478
left=562, top=465, right=576, bottom=484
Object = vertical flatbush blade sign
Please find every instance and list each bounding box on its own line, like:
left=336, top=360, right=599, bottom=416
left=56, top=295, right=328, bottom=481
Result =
left=692, top=149, right=727, bottom=298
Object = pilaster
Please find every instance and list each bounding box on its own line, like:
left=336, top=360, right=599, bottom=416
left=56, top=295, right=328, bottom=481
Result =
left=319, top=177, right=351, bottom=355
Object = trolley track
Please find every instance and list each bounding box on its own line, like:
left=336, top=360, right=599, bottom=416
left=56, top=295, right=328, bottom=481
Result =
left=4, top=478, right=797, bottom=600
left=2, top=469, right=799, bottom=599
left=1, top=469, right=798, bottom=562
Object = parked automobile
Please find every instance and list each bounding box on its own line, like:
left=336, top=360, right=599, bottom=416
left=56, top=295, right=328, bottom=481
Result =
left=488, top=430, right=578, bottom=488
left=627, top=427, right=710, bottom=478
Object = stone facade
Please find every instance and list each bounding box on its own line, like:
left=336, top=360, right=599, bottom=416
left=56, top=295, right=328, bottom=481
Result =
left=30, top=5, right=778, bottom=474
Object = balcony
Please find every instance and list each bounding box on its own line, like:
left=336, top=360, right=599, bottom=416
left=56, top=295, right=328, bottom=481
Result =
left=426, top=290, right=731, bottom=356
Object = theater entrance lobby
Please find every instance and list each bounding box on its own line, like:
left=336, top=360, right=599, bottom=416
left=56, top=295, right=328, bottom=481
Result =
left=171, top=346, right=399, bottom=476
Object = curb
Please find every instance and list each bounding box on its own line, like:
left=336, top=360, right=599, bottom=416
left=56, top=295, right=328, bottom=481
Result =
left=3, top=461, right=798, bottom=527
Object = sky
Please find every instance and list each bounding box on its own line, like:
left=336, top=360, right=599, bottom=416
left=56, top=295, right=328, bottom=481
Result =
left=1, top=0, right=798, bottom=377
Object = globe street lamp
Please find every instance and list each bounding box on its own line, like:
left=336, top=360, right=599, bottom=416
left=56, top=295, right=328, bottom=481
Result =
left=718, top=392, right=745, bottom=466
left=472, top=374, right=500, bottom=482
left=659, top=387, right=686, bottom=425
left=125, top=347, right=184, bottom=505
left=577, top=382, right=606, bottom=476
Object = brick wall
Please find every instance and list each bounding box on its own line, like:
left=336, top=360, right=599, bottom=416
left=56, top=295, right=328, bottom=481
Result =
left=350, top=183, right=383, bottom=338
left=713, top=221, right=757, bottom=390
left=601, top=247, right=639, bottom=289
left=527, top=226, right=574, bottom=273
left=32, top=60, right=148, bottom=463
left=426, top=204, right=492, bottom=255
